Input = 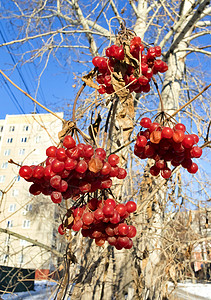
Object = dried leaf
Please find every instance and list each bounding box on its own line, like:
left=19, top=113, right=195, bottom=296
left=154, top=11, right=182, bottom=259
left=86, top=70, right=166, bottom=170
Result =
left=82, top=70, right=98, bottom=89
left=88, top=157, right=103, bottom=173
left=147, top=205, right=152, bottom=219
left=68, top=215, right=74, bottom=226
left=169, top=265, right=176, bottom=282
left=58, top=120, right=75, bottom=141
left=124, top=43, right=138, bottom=67
left=150, top=131, right=161, bottom=144
left=88, top=113, right=102, bottom=141
left=142, top=257, right=148, bottom=270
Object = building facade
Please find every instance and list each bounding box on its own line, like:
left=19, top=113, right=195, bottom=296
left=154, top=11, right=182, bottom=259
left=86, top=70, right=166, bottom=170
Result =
left=0, top=112, right=63, bottom=274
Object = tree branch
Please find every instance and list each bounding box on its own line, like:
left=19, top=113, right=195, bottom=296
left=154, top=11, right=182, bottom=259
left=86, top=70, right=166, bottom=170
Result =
left=0, top=227, right=63, bottom=258
left=164, top=0, right=211, bottom=58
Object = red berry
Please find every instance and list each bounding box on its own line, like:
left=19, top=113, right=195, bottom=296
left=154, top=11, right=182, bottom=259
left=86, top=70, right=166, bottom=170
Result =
left=126, top=201, right=137, bottom=213
left=190, top=146, right=202, bottom=158
left=191, top=134, right=199, bottom=144
left=161, top=167, right=172, bottom=179
left=82, top=212, right=94, bottom=225
left=75, top=160, right=88, bottom=173
left=19, top=166, right=33, bottom=179
left=118, top=223, right=129, bottom=236
left=63, top=135, right=76, bottom=149
left=174, top=123, right=186, bottom=132
left=115, top=204, right=127, bottom=217
left=98, top=85, right=106, bottom=94
left=103, top=204, right=114, bottom=217
left=127, top=225, right=137, bottom=238
left=56, top=148, right=67, bottom=161
left=161, top=127, right=173, bottom=139
left=154, top=46, right=161, bottom=57
left=117, top=168, right=127, bottom=179
left=173, top=130, right=185, bottom=143
left=150, top=165, right=160, bottom=176
left=182, top=135, right=195, bottom=148
left=136, top=135, right=148, bottom=147
left=187, top=162, right=198, bottom=174
left=58, top=224, right=65, bottom=235
left=51, top=191, right=62, bottom=203
left=46, top=146, right=57, bottom=157
left=108, top=154, right=119, bottom=166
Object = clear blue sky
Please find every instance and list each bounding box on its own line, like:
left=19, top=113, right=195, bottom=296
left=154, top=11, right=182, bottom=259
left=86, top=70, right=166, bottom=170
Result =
left=0, top=19, right=88, bottom=120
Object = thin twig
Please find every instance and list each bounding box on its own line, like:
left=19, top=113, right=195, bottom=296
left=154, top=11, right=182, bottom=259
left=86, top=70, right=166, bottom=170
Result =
left=170, top=83, right=211, bottom=118
left=72, top=82, right=86, bottom=123
left=0, top=69, right=65, bottom=123
left=152, top=76, right=164, bottom=112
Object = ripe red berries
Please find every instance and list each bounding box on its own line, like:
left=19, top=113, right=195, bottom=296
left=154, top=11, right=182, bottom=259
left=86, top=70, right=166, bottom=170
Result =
left=92, top=35, right=168, bottom=95
left=134, top=118, right=202, bottom=178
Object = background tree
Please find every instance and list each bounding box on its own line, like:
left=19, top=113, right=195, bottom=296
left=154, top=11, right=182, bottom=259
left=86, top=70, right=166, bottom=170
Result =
left=0, top=0, right=211, bottom=299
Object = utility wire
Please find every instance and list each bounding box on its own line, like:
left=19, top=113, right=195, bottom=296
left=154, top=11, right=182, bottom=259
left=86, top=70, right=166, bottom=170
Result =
left=0, top=73, right=26, bottom=115
left=0, top=22, right=40, bottom=113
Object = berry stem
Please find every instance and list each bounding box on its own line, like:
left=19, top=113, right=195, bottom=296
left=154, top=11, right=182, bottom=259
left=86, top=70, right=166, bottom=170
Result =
left=72, top=82, right=86, bottom=123
left=152, top=76, right=164, bottom=113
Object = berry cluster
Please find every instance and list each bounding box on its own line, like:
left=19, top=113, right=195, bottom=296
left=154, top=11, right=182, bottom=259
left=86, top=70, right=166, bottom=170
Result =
left=92, top=36, right=168, bottom=95
left=19, top=135, right=127, bottom=203
left=58, top=198, right=137, bottom=250
left=134, top=118, right=202, bottom=178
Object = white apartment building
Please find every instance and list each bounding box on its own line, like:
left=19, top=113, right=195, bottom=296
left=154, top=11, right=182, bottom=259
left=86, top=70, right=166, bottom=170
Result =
left=0, top=112, right=63, bottom=275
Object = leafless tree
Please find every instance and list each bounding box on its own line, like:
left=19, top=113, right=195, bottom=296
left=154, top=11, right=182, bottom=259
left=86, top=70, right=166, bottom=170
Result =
left=0, top=0, right=211, bottom=299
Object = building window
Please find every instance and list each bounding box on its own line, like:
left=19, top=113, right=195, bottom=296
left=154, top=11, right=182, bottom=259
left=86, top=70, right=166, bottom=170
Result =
left=23, top=125, right=29, bottom=131
left=4, top=149, right=11, bottom=156
left=1, top=162, right=8, bottom=169
left=0, top=126, right=3, bottom=132
left=19, top=149, right=25, bottom=155
left=0, top=175, right=5, bottom=183
left=21, top=137, right=27, bottom=143
left=7, top=138, right=13, bottom=143
left=35, top=136, right=41, bottom=143
left=22, top=220, right=30, bottom=228
left=16, top=175, right=21, bottom=181
left=7, top=220, right=13, bottom=228
left=8, top=204, right=16, bottom=212
left=12, top=189, right=19, bottom=197
left=9, top=126, right=15, bottom=132
left=23, top=204, right=32, bottom=215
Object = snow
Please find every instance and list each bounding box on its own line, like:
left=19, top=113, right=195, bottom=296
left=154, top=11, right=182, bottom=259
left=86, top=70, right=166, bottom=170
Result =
left=1, top=280, right=211, bottom=299
left=1, top=280, right=58, bottom=299
left=168, top=281, right=211, bottom=299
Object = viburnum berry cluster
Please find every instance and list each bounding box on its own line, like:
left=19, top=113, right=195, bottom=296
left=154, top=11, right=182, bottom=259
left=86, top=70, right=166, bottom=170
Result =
left=134, top=117, right=202, bottom=179
left=92, top=36, right=168, bottom=95
left=19, top=135, right=127, bottom=203
left=58, top=198, right=137, bottom=250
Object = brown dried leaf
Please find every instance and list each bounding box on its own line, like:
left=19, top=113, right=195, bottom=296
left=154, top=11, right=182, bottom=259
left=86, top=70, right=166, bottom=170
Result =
left=150, top=131, right=161, bottom=144
left=142, top=257, right=148, bottom=270
left=68, top=215, right=74, bottom=226
left=58, top=120, right=75, bottom=141
left=169, top=265, right=176, bottom=282
left=82, top=70, right=98, bottom=89
left=124, top=43, right=138, bottom=67
left=147, top=204, right=153, bottom=219
left=88, top=157, right=103, bottom=173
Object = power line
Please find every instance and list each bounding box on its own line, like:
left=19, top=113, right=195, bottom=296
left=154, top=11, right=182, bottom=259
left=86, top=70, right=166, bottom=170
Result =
left=0, top=22, right=40, bottom=113
left=0, top=73, right=26, bottom=115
